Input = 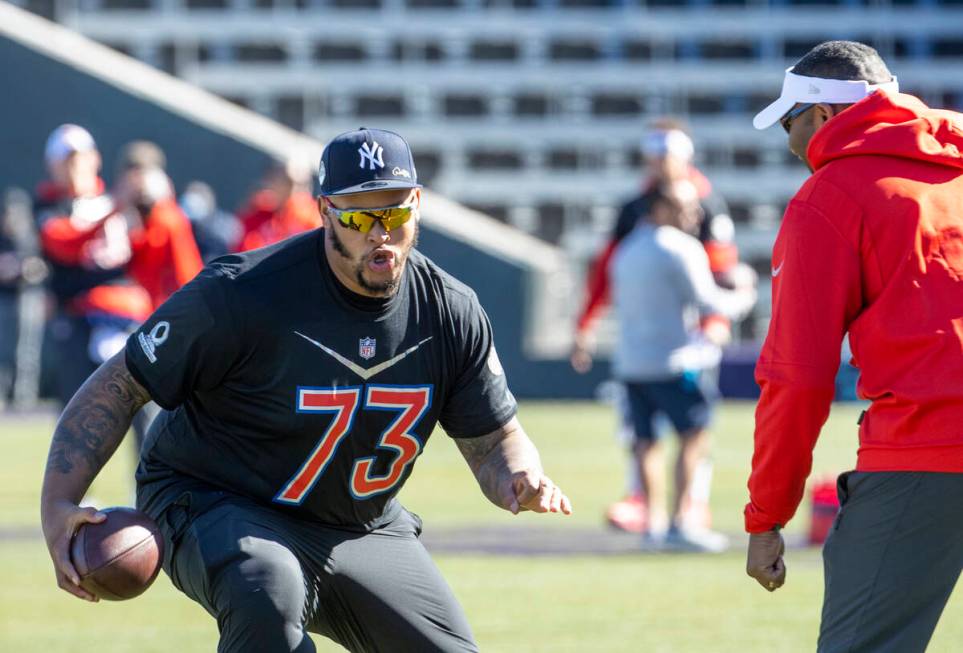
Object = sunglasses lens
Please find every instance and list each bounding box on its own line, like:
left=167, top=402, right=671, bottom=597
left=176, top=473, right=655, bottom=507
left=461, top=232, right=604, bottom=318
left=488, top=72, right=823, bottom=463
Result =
left=337, top=206, right=413, bottom=233
left=781, top=104, right=813, bottom=133
left=379, top=207, right=414, bottom=231
left=337, top=211, right=377, bottom=233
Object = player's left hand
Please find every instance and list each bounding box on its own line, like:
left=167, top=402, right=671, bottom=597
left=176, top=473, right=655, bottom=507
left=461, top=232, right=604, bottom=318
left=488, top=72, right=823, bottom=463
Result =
left=506, top=471, right=573, bottom=516
left=746, top=530, right=787, bottom=592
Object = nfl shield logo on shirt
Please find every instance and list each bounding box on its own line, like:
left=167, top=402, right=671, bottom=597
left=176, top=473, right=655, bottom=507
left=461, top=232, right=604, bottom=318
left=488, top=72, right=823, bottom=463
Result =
left=359, top=337, right=376, bottom=360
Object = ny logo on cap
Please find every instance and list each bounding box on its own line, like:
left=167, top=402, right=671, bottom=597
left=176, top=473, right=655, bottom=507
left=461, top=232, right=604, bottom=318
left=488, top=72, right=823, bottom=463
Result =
left=359, top=142, right=385, bottom=170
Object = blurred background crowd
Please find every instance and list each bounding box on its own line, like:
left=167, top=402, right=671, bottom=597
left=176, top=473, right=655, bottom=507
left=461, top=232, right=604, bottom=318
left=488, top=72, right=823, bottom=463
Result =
left=1, top=0, right=960, bottom=551
left=0, top=124, right=321, bottom=412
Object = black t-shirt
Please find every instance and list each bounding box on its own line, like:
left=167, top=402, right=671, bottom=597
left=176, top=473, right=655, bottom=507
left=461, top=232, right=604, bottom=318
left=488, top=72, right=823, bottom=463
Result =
left=126, top=229, right=517, bottom=530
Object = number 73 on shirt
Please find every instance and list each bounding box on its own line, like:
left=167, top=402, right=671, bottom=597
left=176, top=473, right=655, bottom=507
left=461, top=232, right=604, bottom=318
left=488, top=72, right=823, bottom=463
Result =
left=274, top=384, right=433, bottom=505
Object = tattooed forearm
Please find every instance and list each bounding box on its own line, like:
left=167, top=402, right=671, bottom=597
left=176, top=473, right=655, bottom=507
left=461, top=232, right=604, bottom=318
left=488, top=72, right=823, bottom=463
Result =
left=45, top=405, right=116, bottom=474
left=457, top=431, right=509, bottom=507
left=42, top=352, right=151, bottom=502
left=455, top=417, right=542, bottom=508
left=455, top=430, right=503, bottom=473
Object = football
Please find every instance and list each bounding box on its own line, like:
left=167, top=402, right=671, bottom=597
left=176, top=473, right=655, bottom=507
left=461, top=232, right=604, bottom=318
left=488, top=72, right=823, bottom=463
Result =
left=69, top=506, right=165, bottom=601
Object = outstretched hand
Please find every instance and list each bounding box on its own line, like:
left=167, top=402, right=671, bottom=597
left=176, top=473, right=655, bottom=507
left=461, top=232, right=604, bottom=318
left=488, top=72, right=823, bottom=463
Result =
left=746, top=530, right=787, bottom=592
left=455, top=418, right=573, bottom=518
left=503, top=470, right=573, bottom=516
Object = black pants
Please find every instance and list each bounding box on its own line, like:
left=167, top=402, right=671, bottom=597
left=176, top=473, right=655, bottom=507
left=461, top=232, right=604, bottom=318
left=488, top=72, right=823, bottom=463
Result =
left=152, top=487, right=477, bottom=653
left=819, top=472, right=963, bottom=652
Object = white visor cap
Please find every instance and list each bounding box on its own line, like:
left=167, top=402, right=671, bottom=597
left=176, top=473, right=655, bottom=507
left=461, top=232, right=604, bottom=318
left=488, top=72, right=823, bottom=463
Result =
left=44, top=124, right=97, bottom=165
left=641, top=129, right=694, bottom=161
left=753, top=69, right=899, bottom=130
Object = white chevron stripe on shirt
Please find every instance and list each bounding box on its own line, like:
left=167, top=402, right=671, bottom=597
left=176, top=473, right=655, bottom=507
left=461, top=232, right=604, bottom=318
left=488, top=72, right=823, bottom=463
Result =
left=294, top=331, right=433, bottom=381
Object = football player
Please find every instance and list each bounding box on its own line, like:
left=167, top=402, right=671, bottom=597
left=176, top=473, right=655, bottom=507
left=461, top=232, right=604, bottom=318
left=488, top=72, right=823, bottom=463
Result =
left=41, top=128, right=571, bottom=652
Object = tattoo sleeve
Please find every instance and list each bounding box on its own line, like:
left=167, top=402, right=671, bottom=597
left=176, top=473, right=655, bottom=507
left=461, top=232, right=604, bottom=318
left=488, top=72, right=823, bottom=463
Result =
left=41, top=351, right=152, bottom=506
left=455, top=417, right=543, bottom=509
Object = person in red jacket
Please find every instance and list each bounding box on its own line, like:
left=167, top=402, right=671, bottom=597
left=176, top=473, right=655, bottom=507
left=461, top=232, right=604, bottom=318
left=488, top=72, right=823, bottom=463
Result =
left=236, top=158, right=321, bottom=252
left=746, top=41, right=963, bottom=652
left=35, top=125, right=154, bottom=408
left=113, top=144, right=203, bottom=309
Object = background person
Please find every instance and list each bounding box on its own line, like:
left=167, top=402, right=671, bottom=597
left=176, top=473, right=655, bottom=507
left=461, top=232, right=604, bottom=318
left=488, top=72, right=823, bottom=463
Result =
left=572, top=120, right=745, bottom=534
left=0, top=188, right=48, bottom=410
left=114, top=141, right=204, bottom=310
left=179, top=180, right=242, bottom=262
left=34, top=124, right=153, bottom=410
left=0, top=193, right=32, bottom=408
left=236, top=156, right=320, bottom=252
left=609, top=179, right=755, bottom=550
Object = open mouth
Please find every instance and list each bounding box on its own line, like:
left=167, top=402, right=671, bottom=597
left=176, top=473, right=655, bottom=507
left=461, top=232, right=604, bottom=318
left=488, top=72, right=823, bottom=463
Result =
left=368, top=248, right=396, bottom=272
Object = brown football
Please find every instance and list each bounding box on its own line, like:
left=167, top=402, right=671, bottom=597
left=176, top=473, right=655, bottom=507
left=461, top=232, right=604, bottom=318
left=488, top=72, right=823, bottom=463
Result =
left=69, top=506, right=164, bottom=601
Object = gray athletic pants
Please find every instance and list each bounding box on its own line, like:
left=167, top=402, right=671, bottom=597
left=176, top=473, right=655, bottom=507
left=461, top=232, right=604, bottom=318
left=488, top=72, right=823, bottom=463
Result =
left=818, top=471, right=963, bottom=653
left=152, top=488, right=478, bottom=653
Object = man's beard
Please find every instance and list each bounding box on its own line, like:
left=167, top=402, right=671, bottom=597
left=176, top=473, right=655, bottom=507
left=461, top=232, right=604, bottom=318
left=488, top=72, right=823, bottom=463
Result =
left=328, top=223, right=418, bottom=297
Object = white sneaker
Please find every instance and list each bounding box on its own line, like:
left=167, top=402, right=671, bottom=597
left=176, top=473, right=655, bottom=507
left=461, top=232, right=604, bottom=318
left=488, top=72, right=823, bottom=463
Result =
left=663, top=526, right=729, bottom=553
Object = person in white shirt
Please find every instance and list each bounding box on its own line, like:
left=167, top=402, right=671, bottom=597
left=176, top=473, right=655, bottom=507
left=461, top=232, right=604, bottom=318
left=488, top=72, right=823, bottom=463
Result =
left=611, top=179, right=756, bottom=551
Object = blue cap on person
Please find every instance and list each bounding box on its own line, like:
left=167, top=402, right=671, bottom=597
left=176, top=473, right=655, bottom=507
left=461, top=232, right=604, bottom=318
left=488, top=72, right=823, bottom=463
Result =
left=318, top=127, right=421, bottom=196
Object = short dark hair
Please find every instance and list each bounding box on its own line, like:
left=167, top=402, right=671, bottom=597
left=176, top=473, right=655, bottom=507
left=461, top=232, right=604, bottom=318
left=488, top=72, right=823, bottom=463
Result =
left=641, top=183, right=671, bottom=211
left=793, top=40, right=892, bottom=85
left=116, top=140, right=167, bottom=174
left=641, top=181, right=689, bottom=216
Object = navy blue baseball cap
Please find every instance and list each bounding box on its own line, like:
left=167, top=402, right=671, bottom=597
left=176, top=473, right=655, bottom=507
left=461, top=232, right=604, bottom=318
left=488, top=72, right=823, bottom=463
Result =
left=318, top=127, right=421, bottom=196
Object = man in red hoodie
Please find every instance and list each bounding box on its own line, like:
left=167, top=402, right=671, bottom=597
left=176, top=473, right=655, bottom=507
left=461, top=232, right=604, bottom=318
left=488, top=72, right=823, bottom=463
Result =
left=113, top=142, right=204, bottom=310
left=236, top=158, right=321, bottom=252
left=746, top=41, right=963, bottom=652
left=35, top=125, right=154, bottom=407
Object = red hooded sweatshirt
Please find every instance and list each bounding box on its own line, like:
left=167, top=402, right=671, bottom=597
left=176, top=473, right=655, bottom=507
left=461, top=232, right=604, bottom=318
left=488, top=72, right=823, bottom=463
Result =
left=745, top=91, right=963, bottom=533
left=36, top=179, right=153, bottom=323
left=236, top=190, right=321, bottom=253
left=127, top=198, right=204, bottom=310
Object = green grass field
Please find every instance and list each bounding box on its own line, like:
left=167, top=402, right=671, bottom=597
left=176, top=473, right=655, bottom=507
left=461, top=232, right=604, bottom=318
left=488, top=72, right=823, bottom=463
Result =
left=2, top=401, right=960, bottom=652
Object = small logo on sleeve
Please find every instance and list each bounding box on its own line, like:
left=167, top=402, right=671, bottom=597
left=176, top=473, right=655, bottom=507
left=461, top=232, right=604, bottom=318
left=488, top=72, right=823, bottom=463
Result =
left=138, top=321, right=170, bottom=364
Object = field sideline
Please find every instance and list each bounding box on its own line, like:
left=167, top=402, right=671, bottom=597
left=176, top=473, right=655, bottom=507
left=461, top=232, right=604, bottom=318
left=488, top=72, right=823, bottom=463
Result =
left=2, top=401, right=960, bottom=652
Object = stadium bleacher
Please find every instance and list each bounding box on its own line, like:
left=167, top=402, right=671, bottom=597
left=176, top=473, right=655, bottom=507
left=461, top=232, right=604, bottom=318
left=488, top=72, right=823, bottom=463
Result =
left=10, top=0, right=963, bottom=338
